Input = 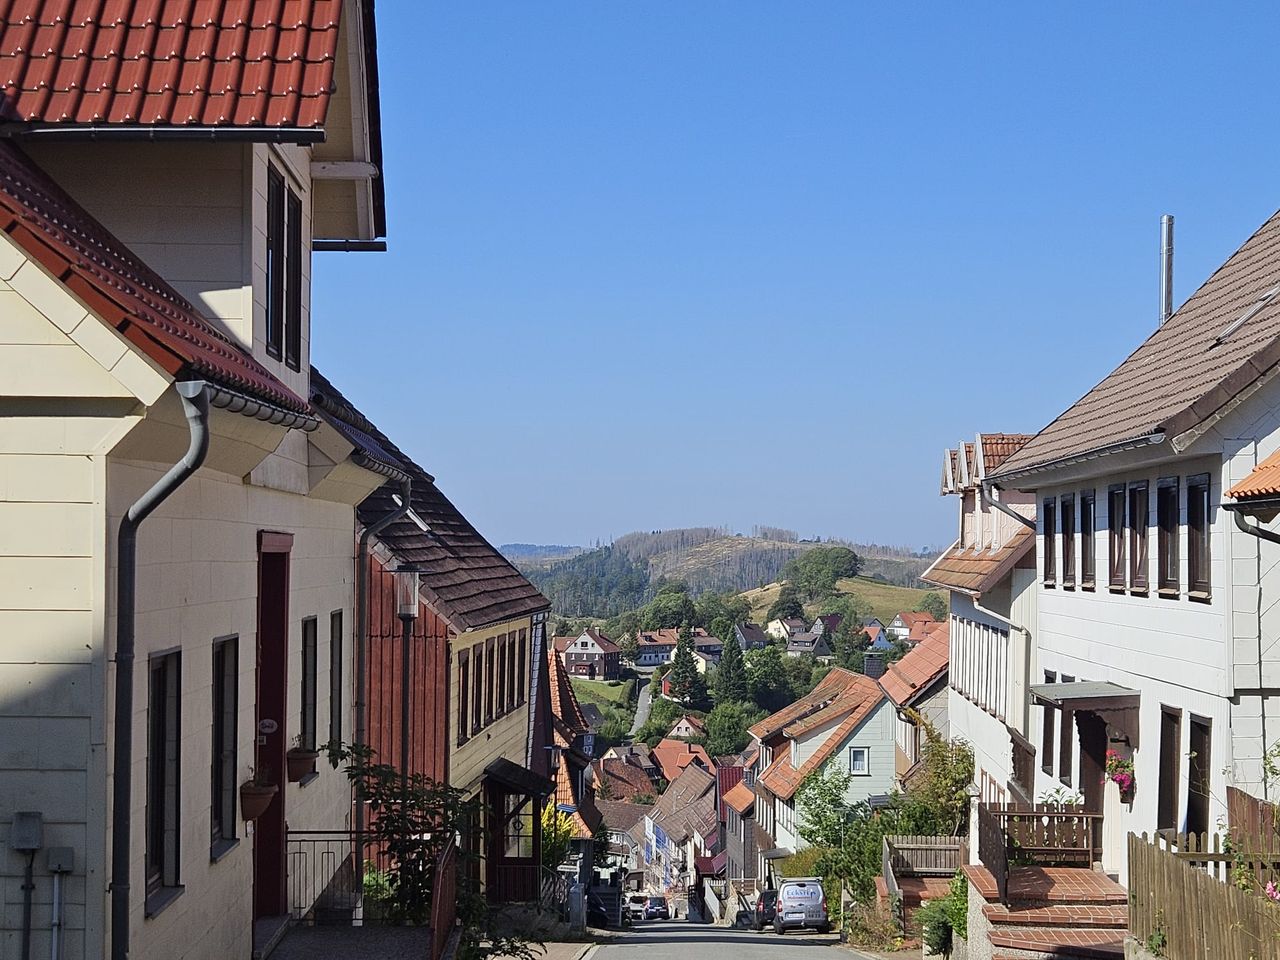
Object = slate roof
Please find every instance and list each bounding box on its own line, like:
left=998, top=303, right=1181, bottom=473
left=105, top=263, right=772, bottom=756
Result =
left=649, top=763, right=717, bottom=845
left=0, top=140, right=309, bottom=413
left=310, top=371, right=548, bottom=630
left=921, top=526, right=1035, bottom=597
left=735, top=622, right=769, bottom=647
left=880, top=621, right=949, bottom=708
left=0, top=0, right=343, bottom=128
left=994, top=209, right=1280, bottom=480
left=1228, top=448, right=1280, bottom=500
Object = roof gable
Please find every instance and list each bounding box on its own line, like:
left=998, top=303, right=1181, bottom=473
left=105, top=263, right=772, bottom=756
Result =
left=994, top=208, right=1280, bottom=480
left=880, top=623, right=949, bottom=707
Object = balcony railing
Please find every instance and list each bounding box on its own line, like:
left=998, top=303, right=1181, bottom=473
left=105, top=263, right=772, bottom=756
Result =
left=976, top=802, right=1103, bottom=903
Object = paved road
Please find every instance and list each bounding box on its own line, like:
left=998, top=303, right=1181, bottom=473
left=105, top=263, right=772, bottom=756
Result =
left=591, top=920, right=846, bottom=960
left=628, top=675, right=653, bottom=734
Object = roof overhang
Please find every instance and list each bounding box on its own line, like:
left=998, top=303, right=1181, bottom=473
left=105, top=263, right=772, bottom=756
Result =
left=990, top=432, right=1166, bottom=486
left=761, top=847, right=793, bottom=860
left=485, top=758, right=554, bottom=798
left=1030, top=681, right=1139, bottom=712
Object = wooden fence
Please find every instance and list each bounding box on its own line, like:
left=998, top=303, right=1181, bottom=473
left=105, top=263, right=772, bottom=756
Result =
left=976, top=804, right=1008, bottom=902
left=1154, top=831, right=1280, bottom=889
left=885, top=835, right=969, bottom=877
left=430, top=837, right=457, bottom=960
left=988, top=801, right=1101, bottom=867
left=1129, top=833, right=1280, bottom=960
left=1229, top=786, right=1280, bottom=856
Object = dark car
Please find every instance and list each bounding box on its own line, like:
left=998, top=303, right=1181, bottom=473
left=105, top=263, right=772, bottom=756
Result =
left=644, top=896, right=670, bottom=920
left=752, top=889, right=778, bottom=931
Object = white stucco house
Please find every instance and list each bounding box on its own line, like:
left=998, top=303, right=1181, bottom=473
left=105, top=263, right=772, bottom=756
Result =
left=985, top=206, right=1280, bottom=881
left=0, top=6, right=394, bottom=959
left=923, top=435, right=1039, bottom=808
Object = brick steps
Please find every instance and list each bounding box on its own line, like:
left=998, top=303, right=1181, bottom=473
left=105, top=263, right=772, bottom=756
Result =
left=983, top=903, right=1129, bottom=928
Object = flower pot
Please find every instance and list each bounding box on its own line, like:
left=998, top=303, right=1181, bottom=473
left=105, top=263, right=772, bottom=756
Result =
left=286, top=749, right=319, bottom=782
left=240, top=781, right=278, bottom=820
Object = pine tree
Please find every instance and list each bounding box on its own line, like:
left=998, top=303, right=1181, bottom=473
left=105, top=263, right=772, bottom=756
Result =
left=714, top=633, right=749, bottom=704
left=669, top=633, right=700, bottom=703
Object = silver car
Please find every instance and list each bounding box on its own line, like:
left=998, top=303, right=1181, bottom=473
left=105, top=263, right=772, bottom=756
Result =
left=773, top=877, right=830, bottom=934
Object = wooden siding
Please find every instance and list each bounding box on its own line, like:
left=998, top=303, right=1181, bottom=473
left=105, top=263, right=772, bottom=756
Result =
left=364, top=553, right=450, bottom=785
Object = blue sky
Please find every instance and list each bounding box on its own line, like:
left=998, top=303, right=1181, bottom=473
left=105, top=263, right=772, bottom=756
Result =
left=312, top=2, right=1280, bottom=549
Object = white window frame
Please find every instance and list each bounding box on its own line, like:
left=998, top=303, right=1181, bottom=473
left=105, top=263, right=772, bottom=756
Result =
left=849, top=746, right=870, bottom=776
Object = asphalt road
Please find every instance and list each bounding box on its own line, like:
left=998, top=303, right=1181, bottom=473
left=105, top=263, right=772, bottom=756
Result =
left=591, top=920, right=846, bottom=960
left=628, top=675, right=653, bottom=735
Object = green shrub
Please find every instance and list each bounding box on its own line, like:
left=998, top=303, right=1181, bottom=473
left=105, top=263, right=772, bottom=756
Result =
left=916, top=870, right=968, bottom=957
left=843, top=900, right=902, bottom=950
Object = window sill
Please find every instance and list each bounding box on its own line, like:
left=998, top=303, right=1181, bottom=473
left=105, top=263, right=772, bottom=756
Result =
left=1062, top=583, right=1076, bottom=591
left=1189, top=590, right=1211, bottom=603
left=1131, top=588, right=1149, bottom=597
left=1109, top=585, right=1126, bottom=594
left=298, top=771, right=319, bottom=788
left=1043, top=582, right=1056, bottom=589
left=1157, top=587, right=1180, bottom=599
left=144, top=885, right=185, bottom=919
left=209, top=838, right=240, bottom=863
left=1081, top=583, right=1096, bottom=592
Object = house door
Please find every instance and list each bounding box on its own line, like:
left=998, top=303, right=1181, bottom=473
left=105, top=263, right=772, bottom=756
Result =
left=1076, top=712, right=1107, bottom=863
left=255, top=533, right=292, bottom=920
left=1187, top=715, right=1212, bottom=836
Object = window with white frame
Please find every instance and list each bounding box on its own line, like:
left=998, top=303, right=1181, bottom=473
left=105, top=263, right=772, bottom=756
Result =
left=849, top=746, right=870, bottom=775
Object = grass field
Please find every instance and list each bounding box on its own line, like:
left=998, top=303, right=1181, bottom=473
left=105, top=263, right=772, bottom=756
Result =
left=741, top=575, right=937, bottom=625
left=570, top=677, right=631, bottom=708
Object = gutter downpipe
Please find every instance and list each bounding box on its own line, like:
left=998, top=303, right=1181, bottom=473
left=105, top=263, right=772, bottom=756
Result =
left=981, top=481, right=1036, bottom=530
left=1226, top=503, right=1278, bottom=798
left=110, top=381, right=211, bottom=960
left=354, top=478, right=412, bottom=823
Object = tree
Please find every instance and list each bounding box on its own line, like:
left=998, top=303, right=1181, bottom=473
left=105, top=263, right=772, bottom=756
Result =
left=795, top=765, right=856, bottom=847
left=783, top=653, right=819, bottom=700
left=921, top=592, right=948, bottom=622
left=704, top=700, right=767, bottom=757
left=668, top=632, right=705, bottom=704
left=746, top=644, right=793, bottom=712
left=642, top=589, right=696, bottom=630
left=634, top=697, right=685, bottom=747
left=542, top=803, right=576, bottom=870
left=766, top=582, right=805, bottom=623
left=783, top=546, right=862, bottom=601
left=713, top=633, right=750, bottom=704
left=906, top=713, right=975, bottom=835
left=617, top=632, right=639, bottom=662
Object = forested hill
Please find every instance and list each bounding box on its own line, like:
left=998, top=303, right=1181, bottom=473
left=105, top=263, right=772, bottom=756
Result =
left=511, top=527, right=937, bottom=618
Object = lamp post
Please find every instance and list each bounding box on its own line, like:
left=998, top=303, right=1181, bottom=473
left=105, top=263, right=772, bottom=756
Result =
left=393, top=565, right=424, bottom=788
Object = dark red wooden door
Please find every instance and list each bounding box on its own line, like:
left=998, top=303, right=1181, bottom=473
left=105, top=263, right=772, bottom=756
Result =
left=255, top=534, right=292, bottom=919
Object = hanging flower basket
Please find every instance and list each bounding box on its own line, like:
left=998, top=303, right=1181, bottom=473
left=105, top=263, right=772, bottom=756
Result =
left=240, top=780, right=278, bottom=820
left=1105, top=749, right=1136, bottom=803
left=286, top=748, right=320, bottom=782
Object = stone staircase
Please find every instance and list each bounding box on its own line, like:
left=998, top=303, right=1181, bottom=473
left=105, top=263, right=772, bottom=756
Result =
left=964, top=865, right=1127, bottom=960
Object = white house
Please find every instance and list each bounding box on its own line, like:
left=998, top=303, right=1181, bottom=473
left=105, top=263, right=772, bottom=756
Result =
left=887, top=611, right=938, bottom=641
left=986, top=207, right=1280, bottom=880
left=923, top=434, right=1039, bottom=808
left=0, top=6, right=389, bottom=957
left=748, top=669, right=894, bottom=882
left=766, top=617, right=808, bottom=641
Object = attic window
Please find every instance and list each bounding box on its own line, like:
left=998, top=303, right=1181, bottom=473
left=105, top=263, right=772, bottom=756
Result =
left=1213, top=284, right=1280, bottom=346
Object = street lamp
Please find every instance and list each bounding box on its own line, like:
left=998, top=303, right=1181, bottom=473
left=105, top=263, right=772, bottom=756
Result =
left=393, top=565, right=425, bottom=785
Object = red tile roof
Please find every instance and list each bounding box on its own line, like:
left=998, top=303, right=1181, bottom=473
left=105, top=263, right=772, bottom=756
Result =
left=922, top=526, right=1035, bottom=597
left=0, top=140, right=308, bottom=412
left=747, top=667, right=865, bottom=741
left=546, top=646, right=588, bottom=744
left=650, top=738, right=713, bottom=783
left=896, top=611, right=936, bottom=629
left=723, top=781, right=755, bottom=815
left=880, top=622, right=949, bottom=707
left=1228, top=448, right=1280, bottom=500
left=979, top=434, right=1036, bottom=473
left=0, top=0, right=344, bottom=128
left=592, top=758, right=654, bottom=801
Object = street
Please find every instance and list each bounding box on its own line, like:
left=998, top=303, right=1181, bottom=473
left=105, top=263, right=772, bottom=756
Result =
left=589, top=920, right=847, bottom=960
left=628, top=671, right=654, bottom=734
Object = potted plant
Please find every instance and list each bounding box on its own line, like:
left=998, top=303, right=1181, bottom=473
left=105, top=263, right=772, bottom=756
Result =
left=287, top=735, right=320, bottom=782
left=1105, top=749, right=1136, bottom=803
left=240, top=768, right=278, bottom=820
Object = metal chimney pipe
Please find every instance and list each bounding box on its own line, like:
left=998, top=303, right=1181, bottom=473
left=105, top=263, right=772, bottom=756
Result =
left=1160, top=214, right=1175, bottom=325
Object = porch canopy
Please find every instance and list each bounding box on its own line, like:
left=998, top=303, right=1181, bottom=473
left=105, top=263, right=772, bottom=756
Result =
left=1030, top=681, right=1141, bottom=747
left=485, top=757, right=554, bottom=798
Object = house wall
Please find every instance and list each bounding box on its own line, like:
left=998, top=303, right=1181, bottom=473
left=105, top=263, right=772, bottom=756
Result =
left=449, top=617, right=536, bottom=796
left=105, top=442, right=360, bottom=960
left=949, top=592, right=1015, bottom=801
left=24, top=140, right=314, bottom=402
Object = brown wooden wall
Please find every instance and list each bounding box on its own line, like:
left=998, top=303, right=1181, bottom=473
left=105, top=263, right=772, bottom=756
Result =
left=365, top=554, right=451, bottom=785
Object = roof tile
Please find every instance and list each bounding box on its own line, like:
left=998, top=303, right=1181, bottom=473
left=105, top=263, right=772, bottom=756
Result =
left=922, top=526, right=1035, bottom=596
left=880, top=622, right=949, bottom=707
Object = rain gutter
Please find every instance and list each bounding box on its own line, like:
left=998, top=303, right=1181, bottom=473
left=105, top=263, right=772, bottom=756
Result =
left=0, top=124, right=325, bottom=144
left=204, top=381, right=319, bottom=432
left=981, top=481, right=1036, bottom=530
left=991, top=432, right=1166, bottom=486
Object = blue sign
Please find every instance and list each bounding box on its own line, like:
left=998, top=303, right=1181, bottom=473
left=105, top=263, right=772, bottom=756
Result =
left=653, top=823, right=668, bottom=850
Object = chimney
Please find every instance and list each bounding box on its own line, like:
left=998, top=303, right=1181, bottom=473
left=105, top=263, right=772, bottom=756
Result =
left=863, top=652, right=886, bottom=680
left=1160, top=213, right=1174, bottom=325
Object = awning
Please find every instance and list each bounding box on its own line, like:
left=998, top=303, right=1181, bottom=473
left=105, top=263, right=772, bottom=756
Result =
left=1030, top=681, right=1140, bottom=711
left=761, top=847, right=793, bottom=860
left=485, top=757, right=554, bottom=798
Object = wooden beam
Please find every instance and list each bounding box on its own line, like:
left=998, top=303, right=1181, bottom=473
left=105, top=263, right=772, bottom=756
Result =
left=310, top=161, right=379, bottom=180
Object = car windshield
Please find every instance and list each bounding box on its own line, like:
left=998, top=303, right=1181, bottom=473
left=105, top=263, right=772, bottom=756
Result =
left=762, top=891, right=777, bottom=903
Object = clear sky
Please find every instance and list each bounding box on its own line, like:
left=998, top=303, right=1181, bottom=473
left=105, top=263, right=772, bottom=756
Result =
left=312, top=2, right=1280, bottom=549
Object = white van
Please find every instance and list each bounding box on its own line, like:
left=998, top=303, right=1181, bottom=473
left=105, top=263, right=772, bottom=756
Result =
left=773, top=877, right=829, bottom=934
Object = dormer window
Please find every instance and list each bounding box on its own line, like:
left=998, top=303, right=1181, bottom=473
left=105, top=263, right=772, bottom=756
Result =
left=265, top=164, right=305, bottom=371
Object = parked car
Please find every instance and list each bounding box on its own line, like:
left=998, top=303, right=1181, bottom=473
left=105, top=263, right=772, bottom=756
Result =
left=586, top=892, right=611, bottom=929
left=644, top=896, right=670, bottom=920
left=752, top=889, right=778, bottom=931
left=627, top=893, right=649, bottom=920
left=773, top=877, right=829, bottom=934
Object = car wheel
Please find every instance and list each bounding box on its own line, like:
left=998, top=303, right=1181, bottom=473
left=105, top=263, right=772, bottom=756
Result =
left=773, top=920, right=784, bottom=935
